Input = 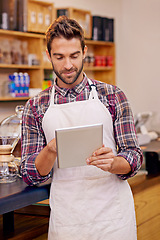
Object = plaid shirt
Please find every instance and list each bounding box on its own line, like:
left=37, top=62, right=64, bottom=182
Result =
left=21, top=75, right=143, bottom=185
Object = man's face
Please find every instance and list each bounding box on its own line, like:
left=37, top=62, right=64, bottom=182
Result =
left=47, top=37, right=87, bottom=88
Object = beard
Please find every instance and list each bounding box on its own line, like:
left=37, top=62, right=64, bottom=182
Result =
left=51, top=61, right=84, bottom=86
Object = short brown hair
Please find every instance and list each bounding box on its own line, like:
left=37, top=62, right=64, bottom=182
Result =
left=46, top=16, right=85, bottom=56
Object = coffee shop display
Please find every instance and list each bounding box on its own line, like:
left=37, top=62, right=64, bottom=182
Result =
left=0, top=105, right=24, bottom=183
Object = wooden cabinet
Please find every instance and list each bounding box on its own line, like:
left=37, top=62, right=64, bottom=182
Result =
left=0, top=29, right=44, bottom=101
left=56, top=7, right=92, bottom=39
left=128, top=175, right=160, bottom=240
left=0, top=29, right=115, bottom=102
left=84, top=40, right=115, bottom=85
left=27, top=0, right=55, bottom=33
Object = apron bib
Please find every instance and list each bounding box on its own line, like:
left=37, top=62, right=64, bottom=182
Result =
left=42, top=79, right=137, bottom=240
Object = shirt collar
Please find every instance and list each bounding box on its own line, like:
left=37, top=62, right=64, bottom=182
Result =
left=54, top=73, right=88, bottom=96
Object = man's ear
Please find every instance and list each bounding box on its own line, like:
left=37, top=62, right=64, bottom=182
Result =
left=83, top=45, right=88, bottom=60
left=46, top=49, right=51, bottom=62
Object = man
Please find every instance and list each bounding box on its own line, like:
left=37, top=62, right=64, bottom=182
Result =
left=21, top=16, right=143, bottom=240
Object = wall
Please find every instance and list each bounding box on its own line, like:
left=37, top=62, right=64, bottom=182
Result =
left=119, top=0, right=160, bottom=117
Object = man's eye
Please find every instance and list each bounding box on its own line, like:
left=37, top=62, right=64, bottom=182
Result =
left=71, top=55, right=78, bottom=59
left=57, top=57, right=63, bottom=60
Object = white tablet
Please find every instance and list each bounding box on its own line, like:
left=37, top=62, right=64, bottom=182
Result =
left=55, top=123, right=103, bottom=168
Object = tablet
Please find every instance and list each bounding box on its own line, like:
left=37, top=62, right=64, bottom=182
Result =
left=55, top=123, right=103, bottom=168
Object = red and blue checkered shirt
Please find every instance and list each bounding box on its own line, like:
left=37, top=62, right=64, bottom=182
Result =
left=21, top=75, right=143, bottom=185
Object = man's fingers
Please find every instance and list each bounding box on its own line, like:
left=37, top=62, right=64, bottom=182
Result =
left=92, top=147, right=112, bottom=156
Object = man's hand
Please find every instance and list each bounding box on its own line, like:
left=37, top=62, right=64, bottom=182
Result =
left=86, top=145, right=115, bottom=172
left=86, top=145, right=131, bottom=175
left=35, top=138, right=57, bottom=176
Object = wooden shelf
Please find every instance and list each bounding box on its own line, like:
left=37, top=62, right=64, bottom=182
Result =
left=43, top=66, right=113, bottom=71
left=0, top=97, right=29, bottom=102
left=84, top=66, right=112, bottom=71
left=0, top=64, right=41, bottom=69
left=43, top=65, right=52, bottom=70
left=0, top=29, right=44, bottom=39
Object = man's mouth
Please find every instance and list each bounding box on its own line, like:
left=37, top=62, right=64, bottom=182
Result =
left=62, top=70, right=76, bottom=77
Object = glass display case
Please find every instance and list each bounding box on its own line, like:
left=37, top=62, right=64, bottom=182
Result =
left=0, top=105, right=24, bottom=183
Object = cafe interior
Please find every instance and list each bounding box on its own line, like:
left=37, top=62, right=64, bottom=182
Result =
left=0, top=0, right=160, bottom=240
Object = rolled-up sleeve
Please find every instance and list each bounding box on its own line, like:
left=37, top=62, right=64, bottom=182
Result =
left=113, top=87, right=143, bottom=180
left=20, top=98, right=51, bottom=186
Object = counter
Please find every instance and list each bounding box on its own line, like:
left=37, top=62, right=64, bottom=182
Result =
left=0, top=177, right=50, bottom=234
left=128, top=174, right=160, bottom=240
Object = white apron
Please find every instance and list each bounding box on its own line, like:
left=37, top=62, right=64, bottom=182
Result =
left=42, top=79, right=137, bottom=240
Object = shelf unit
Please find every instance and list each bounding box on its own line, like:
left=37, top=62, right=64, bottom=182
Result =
left=84, top=40, right=115, bottom=84
left=0, top=29, right=115, bottom=102
left=56, top=7, right=92, bottom=39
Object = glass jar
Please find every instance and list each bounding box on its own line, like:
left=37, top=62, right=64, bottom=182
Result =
left=0, top=142, right=18, bottom=183
left=0, top=105, right=24, bottom=183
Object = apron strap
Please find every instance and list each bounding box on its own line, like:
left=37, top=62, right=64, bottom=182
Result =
left=50, top=84, right=55, bottom=106
left=88, top=78, right=99, bottom=100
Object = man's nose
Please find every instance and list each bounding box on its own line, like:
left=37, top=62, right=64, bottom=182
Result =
left=64, top=58, right=73, bottom=69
